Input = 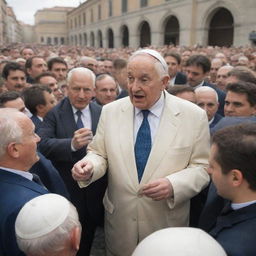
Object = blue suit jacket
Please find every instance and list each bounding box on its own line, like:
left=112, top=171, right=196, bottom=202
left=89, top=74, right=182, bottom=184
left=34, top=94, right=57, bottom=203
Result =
left=0, top=170, right=48, bottom=256
left=174, top=71, right=187, bottom=85
left=30, top=152, right=70, bottom=199
left=209, top=203, right=256, bottom=256
left=31, top=115, right=42, bottom=133
left=37, top=97, right=107, bottom=225
left=210, top=113, right=223, bottom=129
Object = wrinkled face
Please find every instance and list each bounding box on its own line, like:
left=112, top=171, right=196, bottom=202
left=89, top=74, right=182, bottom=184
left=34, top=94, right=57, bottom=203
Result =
left=67, top=72, right=94, bottom=110
left=224, top=91, right=256, bottom=117
left=127, top=55, right=168, bottom=110
left=5, top=70, right=26, bottom=92
left=95, top=76, right=117, bottom=105
left=208, top=144, right=232, bottom=199
left=50, top=63, right=68, bottom=82
left=17, top=116, right=40, bottom=170
left=4, top=98, right=26, bottom=113
left=21, top=48, right=34, bottom=60
left=196, top=91, right=219, bottom=121
left=164, top=56, right=180, bottom=78
left=27, top=58, right=47, bottom=78
left=186, top=65, right=207, bottom=87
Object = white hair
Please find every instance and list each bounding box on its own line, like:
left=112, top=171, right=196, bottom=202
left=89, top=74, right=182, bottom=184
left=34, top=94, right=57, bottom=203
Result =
left=195, top=86, right=219, bottom=102
left=129, top=49, right=169, bottom=79
left=67, top=67, right=96, bottom=86
left=16, top=201, right=81, bottom=256
left=0, top=108, right=23, bottom=158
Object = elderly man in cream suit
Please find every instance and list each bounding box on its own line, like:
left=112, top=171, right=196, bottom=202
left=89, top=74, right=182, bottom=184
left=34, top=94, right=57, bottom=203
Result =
left=72, top=49, right=210, bottom=256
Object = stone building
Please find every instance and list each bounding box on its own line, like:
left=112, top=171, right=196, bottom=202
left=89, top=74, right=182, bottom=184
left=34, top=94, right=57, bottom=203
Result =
left=6, top=6, right=22, bottom=43
left=66, top=0, right=256, bottom=47
left=0, top=0, right=7, bottom=44
left=34, top=6, right=74, bottom=45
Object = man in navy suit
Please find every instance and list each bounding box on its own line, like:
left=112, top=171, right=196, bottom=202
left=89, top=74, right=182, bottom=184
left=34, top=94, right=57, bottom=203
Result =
left=205, top=123, right=256, bottom=255
left=186, top=54, right=226, bottom=116
left=38, top=67, right=107, bottom=256
left=22, top=84, right=56, bottom=132
left=0, top=108, right=49, bottom=256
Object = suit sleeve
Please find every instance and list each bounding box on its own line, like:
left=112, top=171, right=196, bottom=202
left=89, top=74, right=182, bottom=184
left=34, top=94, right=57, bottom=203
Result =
left=78, top=107, right=108, bottom=188
left=166, top=110, right=210, bottom=209
left=37, top=110, right=74, bottom=162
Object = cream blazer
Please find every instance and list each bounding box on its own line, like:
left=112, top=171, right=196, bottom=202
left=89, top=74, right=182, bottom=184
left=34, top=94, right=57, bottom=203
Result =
left=79, top=92, right=210, bottom=256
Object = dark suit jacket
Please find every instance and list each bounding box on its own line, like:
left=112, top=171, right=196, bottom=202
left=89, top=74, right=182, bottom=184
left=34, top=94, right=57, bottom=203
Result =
left=210, top=113, right=223, bottom=129
left=174, top=72, right=187, bottom=85
left=31, top=115, right=42, bottom=133
left=37, top=97, right=107, bottom=224
left=209, top=203, right=256, bottom=256
left=0, top=170, right=48, bottom=256
left=117, top=89, right=128, bottom=99
left=30, top=152, right=70, bottom=199
left=203, top=81, right=226, bottom=116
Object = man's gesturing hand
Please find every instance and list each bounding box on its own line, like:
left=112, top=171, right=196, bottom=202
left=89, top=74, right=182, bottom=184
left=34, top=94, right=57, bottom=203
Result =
left=72, top=160, right=93, bottom=182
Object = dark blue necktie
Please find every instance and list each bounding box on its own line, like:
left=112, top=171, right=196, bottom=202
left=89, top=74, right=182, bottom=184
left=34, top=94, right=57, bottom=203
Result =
left=76, top=110, right=84, bottom=129
left=135, top=110, right=152, bottom=182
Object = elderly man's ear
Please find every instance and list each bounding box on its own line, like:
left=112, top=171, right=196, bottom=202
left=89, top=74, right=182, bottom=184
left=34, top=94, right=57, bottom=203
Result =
left=70, top=226, right=81, bottom=252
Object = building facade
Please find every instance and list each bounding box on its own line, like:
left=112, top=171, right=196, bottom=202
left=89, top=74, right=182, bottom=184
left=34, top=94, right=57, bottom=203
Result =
left=6, top=6, right=22, bottom=43
left=66, top=0, right=256, bottom=47
left=0, top=0, right=7, bottom=44
left=34, top=6, right=73, bottom=45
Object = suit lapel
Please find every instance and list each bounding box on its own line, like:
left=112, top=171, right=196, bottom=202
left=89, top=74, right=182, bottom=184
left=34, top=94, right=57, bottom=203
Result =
left=59, top=98, right=77, bottom=137
left=119, top=100, right=139, bottom=187
left=141, top=93, right=181, bottom=184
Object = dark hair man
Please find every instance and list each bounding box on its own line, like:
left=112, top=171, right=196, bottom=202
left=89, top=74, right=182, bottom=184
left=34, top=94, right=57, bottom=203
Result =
left=224, top=81, right=256, bottom=117
left=186, top=54, right=226, bottom=116
left=2, top=62, right=27, bottom=92
left=47, top=57, right=68, bottom=82
left=22, top=85, right=56, bottom=132
left=164, top=52, right=187, bottom=87
left=206, top=123, right=256, bottom=255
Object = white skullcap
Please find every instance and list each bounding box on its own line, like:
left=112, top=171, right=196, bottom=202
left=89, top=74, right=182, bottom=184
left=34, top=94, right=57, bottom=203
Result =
left=132, top=227, right=227, bottom=256
left=131, top=49, right=168, bottom=74
left=15, top=194, right=70, bottom=239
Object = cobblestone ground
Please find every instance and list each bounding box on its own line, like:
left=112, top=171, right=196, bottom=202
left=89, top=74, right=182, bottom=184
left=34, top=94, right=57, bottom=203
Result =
left=90, top=227, right=106, bottom=256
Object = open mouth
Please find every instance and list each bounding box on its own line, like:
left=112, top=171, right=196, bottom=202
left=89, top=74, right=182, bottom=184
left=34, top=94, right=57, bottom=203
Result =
left=134, top=95, right=144, bottom=99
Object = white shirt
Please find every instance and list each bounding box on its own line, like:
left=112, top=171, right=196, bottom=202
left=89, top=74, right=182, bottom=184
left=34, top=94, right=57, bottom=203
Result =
left=134, top=92, right=164, bottom=144
left=72, top=105, right=92, bottom=130
left=232, top=200, right=256, bottom=210
left=0, top=166, right=33, bottom=180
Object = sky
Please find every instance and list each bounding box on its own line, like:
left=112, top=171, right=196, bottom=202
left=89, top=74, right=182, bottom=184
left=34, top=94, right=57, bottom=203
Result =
left=6, top=0, right=86, bottom=25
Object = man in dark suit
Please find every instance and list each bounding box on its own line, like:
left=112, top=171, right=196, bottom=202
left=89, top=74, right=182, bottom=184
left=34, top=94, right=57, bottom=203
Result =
left=0, top=108, right=49, bottom=256
left=202, top=123, right=256, bottom=255
left=22, top=84, right=56, bottom=132
left=164, top=52, right=187, bottom=87
left=195, top=86, right=223, bottom=129
left=38, top=67, right=107, bottom=256
left=186, top=54, right=226, bottom=116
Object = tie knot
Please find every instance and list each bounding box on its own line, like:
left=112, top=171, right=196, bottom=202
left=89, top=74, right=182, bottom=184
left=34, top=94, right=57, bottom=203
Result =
left=142, top=110, right=150, bottom=118
left=76, top=110, right=82, bottom=117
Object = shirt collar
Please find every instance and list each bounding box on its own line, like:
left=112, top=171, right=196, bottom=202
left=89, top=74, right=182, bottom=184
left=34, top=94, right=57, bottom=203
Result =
left=0, top=166, right=33, bottom=180
left=71, top=104, right=90, bottom=116
left=135, top=92, right=164, bottom=118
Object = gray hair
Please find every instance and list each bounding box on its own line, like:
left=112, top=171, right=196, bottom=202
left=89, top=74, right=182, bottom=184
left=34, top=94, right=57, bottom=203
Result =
left=129, top=49, right=169, bottom=79
left=16, top=201, right=81, bottom=256
left=195, top=86, right=219, bottom=102
left=67, top=67, right=96, bottom=87
left=0, top=108, right=23, bottom=159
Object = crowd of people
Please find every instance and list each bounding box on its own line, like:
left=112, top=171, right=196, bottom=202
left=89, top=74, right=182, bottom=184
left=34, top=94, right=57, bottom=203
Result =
left=0, top=43, right=256, bottom=256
